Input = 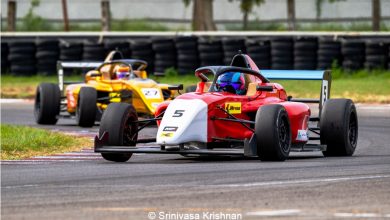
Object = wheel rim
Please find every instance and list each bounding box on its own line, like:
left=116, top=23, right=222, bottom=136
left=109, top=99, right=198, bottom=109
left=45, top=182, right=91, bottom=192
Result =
left=278, top=115, right=290, bottom=152
left=348, top=112, right=358, bottom=147
left=122, top=112, right=138, bottom=146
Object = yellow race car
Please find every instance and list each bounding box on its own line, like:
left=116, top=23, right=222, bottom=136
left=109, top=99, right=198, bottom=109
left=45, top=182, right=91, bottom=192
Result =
left=34, top=51, right=177, bottom=127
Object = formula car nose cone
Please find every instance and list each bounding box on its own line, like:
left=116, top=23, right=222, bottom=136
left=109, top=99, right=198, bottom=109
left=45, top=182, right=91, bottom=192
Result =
left=156, top=99, right=207, bottom=145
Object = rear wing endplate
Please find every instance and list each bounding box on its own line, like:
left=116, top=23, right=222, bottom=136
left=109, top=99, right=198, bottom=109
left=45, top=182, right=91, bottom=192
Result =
left=260, top=70, right=332, bottom=116
left=57, top=61, right=102, bottom=92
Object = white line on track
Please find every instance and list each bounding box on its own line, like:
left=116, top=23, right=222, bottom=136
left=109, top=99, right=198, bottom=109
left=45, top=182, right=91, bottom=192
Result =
left=334, top=212, right=389, bottom=218
left=246, top=209, right=301, bottom=216
left=218, top=174, right=390, bottom=188
left=33, top=156, right=101, bottom=159
left=0, top=99, right=31, bottom=103
left=0, top=160, right=98, bottom=165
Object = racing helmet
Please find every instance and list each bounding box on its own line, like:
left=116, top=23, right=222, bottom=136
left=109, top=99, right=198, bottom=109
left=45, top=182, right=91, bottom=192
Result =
left=216, top=72, right=246, bottom=95
left=115, top=66, right=130, bottom=80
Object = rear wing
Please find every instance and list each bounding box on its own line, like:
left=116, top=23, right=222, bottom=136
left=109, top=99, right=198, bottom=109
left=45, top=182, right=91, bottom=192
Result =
left=57, top=61, right=101, bottom=92
left=260, top=70, right=332, bottom=117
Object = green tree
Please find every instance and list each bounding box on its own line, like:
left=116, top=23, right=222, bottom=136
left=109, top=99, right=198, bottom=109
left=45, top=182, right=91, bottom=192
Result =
left=20, top=0, right=51, bottom=31
left=230, top=0, right=265, bottom=30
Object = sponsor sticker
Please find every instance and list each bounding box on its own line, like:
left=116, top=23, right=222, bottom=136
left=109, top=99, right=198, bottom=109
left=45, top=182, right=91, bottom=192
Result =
left=296, top=129, right=308, bottom=141
left=225, top=102, right=242, bottom=114
left=163, top=126, right=178, bottom=132
left=160, top=132, right=174, bottom=138
left=141, top=88, right=161, bottom=99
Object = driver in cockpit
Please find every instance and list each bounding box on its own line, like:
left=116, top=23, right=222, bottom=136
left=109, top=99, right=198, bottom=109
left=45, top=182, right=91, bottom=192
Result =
left=215, top=72, right=247, bottom=95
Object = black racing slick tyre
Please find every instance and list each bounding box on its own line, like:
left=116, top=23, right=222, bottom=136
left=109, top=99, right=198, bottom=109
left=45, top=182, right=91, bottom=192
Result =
left=34, top=83, right=61, bottom=125
left=76, top=87, right=97, bottom=127
left=320, top=99, right=358, bottom=156
left=99, top=103, right=138, bottom=162
left=255, top=105, right=291, bottom=161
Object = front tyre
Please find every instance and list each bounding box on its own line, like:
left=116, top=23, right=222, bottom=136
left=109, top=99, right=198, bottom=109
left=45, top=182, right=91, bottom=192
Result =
left=99, top=103, right=138, bottom=162
left=34, top=83, right=61, bottom=125
left=320, top=99, right=358, bottom=156
left=255, top=105, right=291, bottom=161
left=76, top=87, right=97, bottom=127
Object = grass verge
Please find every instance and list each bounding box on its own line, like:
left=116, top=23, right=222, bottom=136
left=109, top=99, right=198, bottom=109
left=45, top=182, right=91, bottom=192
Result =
left=0, top=124, right=92, bottom=160
left=1, top=74, right=83, bottom=99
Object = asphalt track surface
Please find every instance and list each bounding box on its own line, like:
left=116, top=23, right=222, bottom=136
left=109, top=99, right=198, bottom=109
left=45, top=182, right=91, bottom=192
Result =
left=1, top=101, right=390, bottom=220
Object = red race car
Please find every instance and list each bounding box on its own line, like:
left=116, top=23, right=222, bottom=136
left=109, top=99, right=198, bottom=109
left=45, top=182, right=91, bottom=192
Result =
left=95, top=52, right=358, bottom=162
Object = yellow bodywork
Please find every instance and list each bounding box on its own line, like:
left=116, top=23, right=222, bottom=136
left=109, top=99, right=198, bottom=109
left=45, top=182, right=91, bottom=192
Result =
left=66, top=69, right=174, bottom=116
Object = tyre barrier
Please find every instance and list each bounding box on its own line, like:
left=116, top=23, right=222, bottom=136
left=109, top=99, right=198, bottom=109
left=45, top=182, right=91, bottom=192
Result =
left=341, top=39, right=365, bottom=71
left=1, top=42, right=9, bottom=73
left=36, top=40, right=59, bottom=75
left=294, top=36, right=317, bottom=70
left=364, top=41, right=388, bottom=70
left=59, top=41, right=83, bottom=61
left=83, top=41, right=107, bottom=61
left=8, top=41, right=36, bottom=75
left=152, top=37, right=176, bottom=74
left=317, top=38, right=342, bottom=70
left=176, top=36, right=199, bottom=75
left=271, top=37, right=294, bottom=70
left=388, top=45, right=390, bottom=70
left=104, top=40, right=131, bottom=59
left=198, top=38, right=224, bottom=67
left=130, top=40, right=154, bottom=73
left=2, top=35, right=390, bottom=76
left=245, top=38, right=271, bottom=69
left=222, top=37, right=246, bottom=65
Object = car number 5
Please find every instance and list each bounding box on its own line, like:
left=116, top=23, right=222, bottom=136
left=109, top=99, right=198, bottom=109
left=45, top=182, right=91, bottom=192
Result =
left=172, top=110, right=185, bottom=117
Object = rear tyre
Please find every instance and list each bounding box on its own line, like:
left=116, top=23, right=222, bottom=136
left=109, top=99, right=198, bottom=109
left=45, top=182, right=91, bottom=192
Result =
left=34, top=83, right=61, bottom=125
left=99, top=103, right=138, bottom=162
left=76, top=87, right=97, bottom=127
left=320, top=99, right=358, bottom=156
left=255, top=105, right=291, bottom=161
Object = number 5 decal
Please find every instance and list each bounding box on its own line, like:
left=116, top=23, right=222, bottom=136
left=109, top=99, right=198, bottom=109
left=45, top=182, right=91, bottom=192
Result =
left=172, top=110, right=185, bottom=117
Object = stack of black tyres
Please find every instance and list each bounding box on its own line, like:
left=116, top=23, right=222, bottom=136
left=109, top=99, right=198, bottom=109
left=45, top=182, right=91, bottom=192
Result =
left=104, top=40, right=131, bottom=58
left=8, top=41, right=36, bottom=75
left=59, top=41, right=83, bottom=75
left=130, top=40, right=154, bottom=73
left=198, top=38, right=224, bottom=66
left=1, top=42, right=9, bottom=73
left=364, top=40, right=388, bottom=70
left=175, top=36, right=199, bottom=75
left=59, top=41, right=83, bottom=61
left=317, top=38, right=342, bottom=70
left=36, top=40, right=59, bottom=75
left=83, top=41, right=107, bottom=61
left=341, top=39, right=365, bottom=71
left=271, top=37, right=294, bottom=70
left=222, top=38, right=246, bottom=65
left=389, top=45, right=390, bottom=70
left=152, top=37, right=176, bottom=74
left=294, top=37, right=317, bottom=70
left=245, top=38, right=271, bottom=69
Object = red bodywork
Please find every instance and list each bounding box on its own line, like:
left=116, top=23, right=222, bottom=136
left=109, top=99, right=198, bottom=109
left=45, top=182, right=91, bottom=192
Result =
left=155, top=54, right=311, bottom=145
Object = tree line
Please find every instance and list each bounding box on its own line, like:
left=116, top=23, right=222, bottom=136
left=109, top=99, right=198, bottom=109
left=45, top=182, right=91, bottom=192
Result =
left=6, top=0, right=383, bottom=32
